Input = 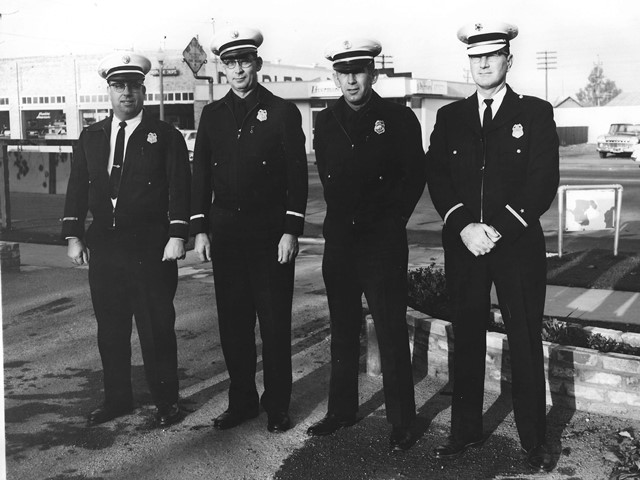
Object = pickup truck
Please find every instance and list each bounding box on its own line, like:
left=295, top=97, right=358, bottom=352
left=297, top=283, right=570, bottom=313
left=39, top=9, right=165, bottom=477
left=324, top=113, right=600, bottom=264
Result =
left=596, top=123, right=640, bottom=158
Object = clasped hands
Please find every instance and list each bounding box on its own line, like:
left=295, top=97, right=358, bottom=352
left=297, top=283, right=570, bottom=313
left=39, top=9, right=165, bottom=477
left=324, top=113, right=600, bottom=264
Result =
left=460, top=223, right=501, bottom=257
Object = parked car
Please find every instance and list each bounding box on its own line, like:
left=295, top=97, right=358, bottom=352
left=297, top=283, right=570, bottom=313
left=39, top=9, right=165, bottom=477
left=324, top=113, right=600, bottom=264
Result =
left=596, top=123, right=640, bottom=158
left=179, top=129, right=196, bottom=163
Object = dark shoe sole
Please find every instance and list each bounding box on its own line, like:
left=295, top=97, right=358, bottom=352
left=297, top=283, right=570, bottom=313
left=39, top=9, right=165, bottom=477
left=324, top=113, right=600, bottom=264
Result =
left=213, top=410, right=259, bottom=430
left=307, top=418, right=357, bottom=437
left=267, top=421, right=292, bottom=433
left=87, top=408, right=133, bottom=427
left=433, top=437, right=486, bottom=459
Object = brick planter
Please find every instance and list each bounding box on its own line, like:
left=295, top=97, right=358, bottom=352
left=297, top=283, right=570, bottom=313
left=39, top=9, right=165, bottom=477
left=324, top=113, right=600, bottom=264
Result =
left=366, top=308, right=640, bottom=420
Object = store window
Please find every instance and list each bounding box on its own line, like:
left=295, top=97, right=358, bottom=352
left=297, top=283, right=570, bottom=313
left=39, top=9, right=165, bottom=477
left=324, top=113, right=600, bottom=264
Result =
left=23, top=110, right=67, bottom=139
left=80, top=109, right=110, bottom=128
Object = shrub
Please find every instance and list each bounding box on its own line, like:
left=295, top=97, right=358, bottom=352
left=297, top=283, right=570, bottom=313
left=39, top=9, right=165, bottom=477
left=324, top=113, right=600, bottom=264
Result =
left=407, top=264, right=451, bottom=320
left=407, top=267, right=640, bottom=358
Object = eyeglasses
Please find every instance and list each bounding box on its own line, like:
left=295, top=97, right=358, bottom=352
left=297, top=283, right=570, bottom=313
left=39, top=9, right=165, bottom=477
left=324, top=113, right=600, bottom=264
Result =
left=469, top=52, right=508, bottom=64
left=221, top=58, right=254, bottom=69
left=108, top=82, right=144, bottom=93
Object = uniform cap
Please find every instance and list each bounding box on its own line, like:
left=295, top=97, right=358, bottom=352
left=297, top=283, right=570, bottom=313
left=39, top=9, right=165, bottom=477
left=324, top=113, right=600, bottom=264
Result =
left=457, top=21, right=518, bottom=56
left=211, top=26, right=263, bottom=59
left=324, top=37, right=382, bottom=72
left=98, top=52, right=151, bottom=81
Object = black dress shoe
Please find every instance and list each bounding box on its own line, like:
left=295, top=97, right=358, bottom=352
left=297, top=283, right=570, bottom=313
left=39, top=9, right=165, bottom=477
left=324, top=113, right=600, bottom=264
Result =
left=433, top=435, right=485, bottom=459
left=389, top=426, right=413, bottom=451
left=155, top=403, right=182, bottom=428
left=213, top=408, right=259, bottom=430
left=87, top=405, right=133, bottom=426
left=306, top=414, right=357, bottom=436
left=524, top=443, right=554, bottom=472
left=267, top=411, right=291, bottom=433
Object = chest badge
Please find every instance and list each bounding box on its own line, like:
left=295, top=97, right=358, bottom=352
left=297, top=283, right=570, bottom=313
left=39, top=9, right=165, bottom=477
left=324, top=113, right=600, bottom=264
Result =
left=147, top=132, right=158, bottom=144
left=257, top=109, right=268, bottom=122
left=374, top=120, right=385, bottom=135
left=512, top=124, right=524, bottom=139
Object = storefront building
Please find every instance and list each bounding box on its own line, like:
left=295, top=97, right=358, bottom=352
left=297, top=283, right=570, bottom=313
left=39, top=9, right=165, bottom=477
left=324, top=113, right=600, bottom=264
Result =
left=1, top=51, right=474, bottom=194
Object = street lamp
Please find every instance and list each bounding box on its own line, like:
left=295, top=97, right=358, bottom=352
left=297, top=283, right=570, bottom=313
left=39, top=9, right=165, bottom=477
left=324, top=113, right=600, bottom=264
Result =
left=157, top=45, right=166, bottom=121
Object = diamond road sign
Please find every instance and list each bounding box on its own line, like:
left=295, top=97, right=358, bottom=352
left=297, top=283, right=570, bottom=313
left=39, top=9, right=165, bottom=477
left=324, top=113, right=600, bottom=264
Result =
left=183, top=37, right=208, bottom=74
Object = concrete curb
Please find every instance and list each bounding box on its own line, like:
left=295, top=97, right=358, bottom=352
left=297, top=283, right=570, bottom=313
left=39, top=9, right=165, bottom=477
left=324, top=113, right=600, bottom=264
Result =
left=366, top=308, right=640, bottom=420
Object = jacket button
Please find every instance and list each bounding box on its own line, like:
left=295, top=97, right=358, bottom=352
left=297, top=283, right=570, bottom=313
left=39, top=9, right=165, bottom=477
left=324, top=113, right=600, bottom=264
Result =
left=379, top=176, right=383, bottom=180
left=327, top=174, right=331, bottom=179
left=214, top=162, right=218, bottom=166
left=453, top=150, right=457, bottom=154
left=262, top=161, right=266, bottom=165
left=516, top=149, right=521, bottom=153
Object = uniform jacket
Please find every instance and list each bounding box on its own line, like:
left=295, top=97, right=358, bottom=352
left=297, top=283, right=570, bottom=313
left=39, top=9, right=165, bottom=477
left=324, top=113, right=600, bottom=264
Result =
left=190, top=84, right=308, bottom=236
left=426, top=85, right=559, bottom=245
left=62, top=111, right=191, bottom=245
left=314, top=91, right=427, bottom=242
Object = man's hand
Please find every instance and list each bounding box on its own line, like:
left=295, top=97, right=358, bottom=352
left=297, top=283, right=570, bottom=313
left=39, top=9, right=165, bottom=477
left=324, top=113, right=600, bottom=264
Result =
left=194, top=233, right=211, bottom=262
left=278, top=233, right=299, bottom=264
left=460, top=223, right=498, bottom=257
left=162, top=238, right=186, bottom=261
left=67, top=237, right=89, bottom=265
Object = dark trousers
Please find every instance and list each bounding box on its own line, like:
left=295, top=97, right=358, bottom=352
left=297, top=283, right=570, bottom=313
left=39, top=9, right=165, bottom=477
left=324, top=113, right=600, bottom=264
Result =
left=322, top=223, right=416, bottom=427
left=88, top=235, right=179, bottom=410
left=445, top=226, right=547, bottom=451
left=209, top=206, right=294, bottom=414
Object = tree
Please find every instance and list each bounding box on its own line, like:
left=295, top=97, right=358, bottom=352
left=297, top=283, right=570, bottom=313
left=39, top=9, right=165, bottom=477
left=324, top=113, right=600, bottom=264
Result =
left=576, top=62, right=622, bottom=106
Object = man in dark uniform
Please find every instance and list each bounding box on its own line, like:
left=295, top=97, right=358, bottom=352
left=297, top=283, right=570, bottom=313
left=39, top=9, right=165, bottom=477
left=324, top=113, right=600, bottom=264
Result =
left=426, top=22, right=559, bottom=471
left=190, top=27, right=308, bottom=433
left=62, top=52, right=191, bottom=428
left=306, top=38, right=426, bottom=451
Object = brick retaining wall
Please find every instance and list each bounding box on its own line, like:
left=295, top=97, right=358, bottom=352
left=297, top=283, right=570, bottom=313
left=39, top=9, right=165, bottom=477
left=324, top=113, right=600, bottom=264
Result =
left=366, top=309, right=640, bottom=420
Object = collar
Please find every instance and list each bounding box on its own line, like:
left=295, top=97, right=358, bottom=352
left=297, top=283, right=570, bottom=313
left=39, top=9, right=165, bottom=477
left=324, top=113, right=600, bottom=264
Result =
left=112, top=109, right=143, bottom=130
left=477, top=84, right=507, bottom=114
left=217, top=83, right=273, bottom=111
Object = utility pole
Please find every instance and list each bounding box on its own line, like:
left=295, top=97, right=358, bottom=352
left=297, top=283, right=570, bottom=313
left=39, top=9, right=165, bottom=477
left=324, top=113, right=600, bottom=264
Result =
left=536, top=51, right=557, bottom=101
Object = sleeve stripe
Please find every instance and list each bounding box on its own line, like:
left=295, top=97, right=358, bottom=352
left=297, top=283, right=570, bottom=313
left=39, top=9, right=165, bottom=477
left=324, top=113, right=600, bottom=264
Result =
left=190, top=214, right=205, bottom=220
left=170, top=220, right=189, bottom=225
left=444, top=203, right=464, bottom=225
left=286, top=210, right=304, bottom=218
left=63, top=217, right=79, bottom=221
left=506, top=204, right=528, bottom=227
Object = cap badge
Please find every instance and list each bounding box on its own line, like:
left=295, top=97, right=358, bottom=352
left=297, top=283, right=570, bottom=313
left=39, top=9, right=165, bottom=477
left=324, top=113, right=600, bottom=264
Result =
left=374, top=120, right=385, bottom=135
left=343, top=40, right=352, bottom=50
left=122, top=55, right=131, bottom=64
left=232, top=30, right=239, bottom=39
left=257, top=109, right=268, bottom=122
left=147, top=132, right=158, bottom=144
left=474, top=23, right=483, bottom=31
left=512, top=124, right=524, bottom=139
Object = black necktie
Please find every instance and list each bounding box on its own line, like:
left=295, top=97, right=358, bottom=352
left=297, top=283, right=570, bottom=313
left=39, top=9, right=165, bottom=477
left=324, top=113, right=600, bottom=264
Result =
left=109, top=121, right=127, bottom=199
left=482, top=98, right=493, bottom=135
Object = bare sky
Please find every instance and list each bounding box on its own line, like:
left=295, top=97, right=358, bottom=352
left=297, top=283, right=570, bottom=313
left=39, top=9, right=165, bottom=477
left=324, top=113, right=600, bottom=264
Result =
left=2, top=0, right=639, bottom=103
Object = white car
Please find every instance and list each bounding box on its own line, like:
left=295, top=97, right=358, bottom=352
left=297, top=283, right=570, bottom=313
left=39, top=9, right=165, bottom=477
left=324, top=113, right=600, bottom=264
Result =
left=179, top=129, right=196, bottom=162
